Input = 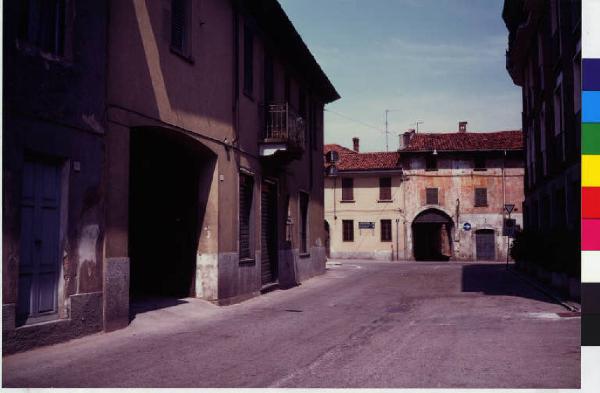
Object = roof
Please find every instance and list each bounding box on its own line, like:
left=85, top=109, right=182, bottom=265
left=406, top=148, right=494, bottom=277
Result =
left=244, top=0, right=340, bottom=103
left=324, top=144, right=356, bottom=155
left=402, top=130, right=523, bottom=152
left=324, top=145, right=400, bottom=172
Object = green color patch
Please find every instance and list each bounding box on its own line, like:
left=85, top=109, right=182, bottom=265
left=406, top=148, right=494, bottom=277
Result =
left=583, top=123, right=600, bottom=155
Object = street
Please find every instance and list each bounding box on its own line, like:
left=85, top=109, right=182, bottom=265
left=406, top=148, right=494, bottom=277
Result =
left=2, top=260, right=580, bottom=388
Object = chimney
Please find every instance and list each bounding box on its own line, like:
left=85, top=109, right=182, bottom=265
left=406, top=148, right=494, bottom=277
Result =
left=400, top=129, right=415, bottom=150
left=352, top=137, right=360, bottom=152
left=459, top=121, right=468, bottom=133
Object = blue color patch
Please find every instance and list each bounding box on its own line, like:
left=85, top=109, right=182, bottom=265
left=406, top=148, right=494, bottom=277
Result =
left=583, top=91, right=600, bottom=123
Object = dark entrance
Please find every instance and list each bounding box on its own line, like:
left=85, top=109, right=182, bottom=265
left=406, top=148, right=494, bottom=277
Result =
left=129, top=128, right=206, bottom=299
left=324, top=220, right=330, bottom=258
left=261, top=180, right=278, bottom=285
left=412, top=209, right=453, bottom=261
left=475, top=229, right=496, bottom=260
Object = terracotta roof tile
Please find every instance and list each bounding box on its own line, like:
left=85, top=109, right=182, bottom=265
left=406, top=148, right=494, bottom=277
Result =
left=402, top=130, right=523, bottom=152
left=324, top=145, right=400, bottom=171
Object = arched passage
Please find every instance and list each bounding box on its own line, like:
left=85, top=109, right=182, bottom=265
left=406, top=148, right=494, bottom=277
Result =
left=412, top=209, right=454, bottom=261
left=129, top=127, right=216, bottom=300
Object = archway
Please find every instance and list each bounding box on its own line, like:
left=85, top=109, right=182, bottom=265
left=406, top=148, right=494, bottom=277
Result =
left=129, top=127, right=216, bottom=300
left=412, top=209, right=454, bottom=261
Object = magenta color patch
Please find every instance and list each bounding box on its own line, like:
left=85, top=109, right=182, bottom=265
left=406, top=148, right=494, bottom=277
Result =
left=582, top=219, right=600, bottom=250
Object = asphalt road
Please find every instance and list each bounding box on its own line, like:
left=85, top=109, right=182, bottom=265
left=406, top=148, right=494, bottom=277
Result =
left=2, top=260, right=580, bottom=388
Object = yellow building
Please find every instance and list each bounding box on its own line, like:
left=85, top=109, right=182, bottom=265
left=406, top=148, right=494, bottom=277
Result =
left=325, top=127, right=525, bottom=261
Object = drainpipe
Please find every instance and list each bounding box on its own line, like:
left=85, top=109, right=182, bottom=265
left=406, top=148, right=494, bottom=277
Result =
left=395, top=218, right=400, bottom=261
left=333, top=177, right=337, bottom=220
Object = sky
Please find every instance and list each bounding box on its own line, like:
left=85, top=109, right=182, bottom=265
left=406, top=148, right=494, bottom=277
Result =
left=279, top=0, right=523, bottom=152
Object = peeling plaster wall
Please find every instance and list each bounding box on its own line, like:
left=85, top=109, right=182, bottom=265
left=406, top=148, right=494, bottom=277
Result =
left=2, top=0, right=108, bottom=350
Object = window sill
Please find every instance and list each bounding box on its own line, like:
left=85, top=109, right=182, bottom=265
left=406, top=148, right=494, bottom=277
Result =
left=474, top=168, right=487, bottom=172
left=239, top=258, right=256, bottom=266
left=299, top=253, right=310, bottom=259
left=170, top=46, right=195, bottom=64
left=425, top=169, right=438, bottom=172
left=378, top=199, right=393, bottom=203
left=340, top=200, right=355, bottom=203
left=474, top=205, right=488, bottom=208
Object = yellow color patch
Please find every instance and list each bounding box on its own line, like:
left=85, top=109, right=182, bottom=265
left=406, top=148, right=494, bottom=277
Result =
left=583, top=155, right=600, bottom=187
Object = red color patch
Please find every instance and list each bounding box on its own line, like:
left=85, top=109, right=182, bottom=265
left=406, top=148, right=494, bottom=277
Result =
left=583, top=187, right=600, bottom=219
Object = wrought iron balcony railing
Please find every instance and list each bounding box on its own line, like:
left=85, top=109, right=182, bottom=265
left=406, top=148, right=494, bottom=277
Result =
left=264, top=103, right=305, bottom=149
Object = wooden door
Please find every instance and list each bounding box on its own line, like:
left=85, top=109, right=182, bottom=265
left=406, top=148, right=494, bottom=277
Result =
left=476, top=230, right=496, bottom=260
left=18, top=159, right=62, bottom=324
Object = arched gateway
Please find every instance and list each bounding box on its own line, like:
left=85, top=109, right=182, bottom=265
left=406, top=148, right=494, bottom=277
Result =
left=412, top=208, right=454, bottom=261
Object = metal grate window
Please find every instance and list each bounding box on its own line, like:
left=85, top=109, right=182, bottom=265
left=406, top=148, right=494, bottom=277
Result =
left=474, top=188, right=488, bottom=207
left=239, top=174, right=254, bottom=259
left=426, top=188, right=438, bottom=205
left=379, top=177, right=392, bottom=200
left=342, top=220, right=354, bottom=242
left=380, top=219, right=392, bottom=242
left=342, top=178, right=354, bottom=201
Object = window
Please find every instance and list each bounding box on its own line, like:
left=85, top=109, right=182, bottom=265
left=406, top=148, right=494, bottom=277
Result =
left=299, top=192, right=309, bottom=254
left=426, top=155, right=437, bottom=171
left=299, top=89, right=307, bottom=118
left=342, top=220, right=354, bottom=242
left=284, top=74, right=291, bottom=104
left=474, top=188, right=488, bottom=207
left=264, top=54, right=274, bottom=104
left=171, top=0, right=190, bottom=55
left=378, top=177, right=392, bottom=200
left=573, top=54, right=581, bottom=115
left=474, top=156, right=486, bottom=171
left=239, top=174, right=254, bottom=259
left=243, top=25, right=254, bottom=95
left=380, top=220, right=392, bottom=242
left=426, top=188, right=438, bottom=205
left=18, top=0, right=66, bottom=56
left=553, top=81, right=563, bottom=137
left=341, top=178, right=354, bottom=201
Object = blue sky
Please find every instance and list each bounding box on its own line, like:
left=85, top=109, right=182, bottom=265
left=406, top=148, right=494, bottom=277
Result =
left=279, top=0, right=522, bottom=152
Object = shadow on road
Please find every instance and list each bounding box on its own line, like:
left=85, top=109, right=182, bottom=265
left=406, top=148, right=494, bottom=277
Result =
left=129, top=297, right=189, bottom=322
left=461, top=264, right=558, bottom=305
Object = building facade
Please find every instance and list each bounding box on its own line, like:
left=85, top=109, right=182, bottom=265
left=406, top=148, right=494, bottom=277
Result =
left=3, top=0, right=339, bottom=353
left=324, top=127, right=524, bottom=262
left=503, top=0, right=581, bottom=275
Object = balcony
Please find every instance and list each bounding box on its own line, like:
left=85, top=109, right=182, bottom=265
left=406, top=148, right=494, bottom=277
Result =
left=259, top=103, right=305, bottom=160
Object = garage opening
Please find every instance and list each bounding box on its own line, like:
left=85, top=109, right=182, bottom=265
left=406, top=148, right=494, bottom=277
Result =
left=129, top=127, right=213, bottom=301
left=412, top=209, right=454, bottom=261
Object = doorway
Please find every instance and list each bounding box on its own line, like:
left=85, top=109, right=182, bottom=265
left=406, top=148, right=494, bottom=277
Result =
left=475, top=229, right=496, bottom=260
left=129, top=128, right=205, bottom=300
left=412, top=209, right=454, bottom=261
left=261, top=180, right=278, bottom=285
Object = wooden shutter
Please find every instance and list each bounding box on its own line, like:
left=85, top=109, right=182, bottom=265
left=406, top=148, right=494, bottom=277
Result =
left=381, top=219, right=392, bottom=242
left=342, top=220, right=354, bottom=242
left=475, top=188, right=487, bottom=207
left=342, top=178, right=353, bottom=201
left=243, top=25, right=254, bottom=94
left=239, top=174, right=253, bottom=259
left=426, top=188, right=438, bottom=205
left=171, top=0, right=187, bottom=52
left=379, top=177, right=391, bottom=200
left=299, top=192, right=309, bottom=254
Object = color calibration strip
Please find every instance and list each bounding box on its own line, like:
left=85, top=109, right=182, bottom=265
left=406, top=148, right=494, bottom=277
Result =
left=582, top=0, right=600, bottom=346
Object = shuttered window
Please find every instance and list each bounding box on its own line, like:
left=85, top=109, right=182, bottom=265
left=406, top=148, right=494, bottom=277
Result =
left=426, top=188, right=438, bottom=205
left=341, top=178, right=354, bottom=201
left=299, top=192, right=309, bottom=254
left=342, top=220, right=354, bottom=242
left=474, top=188, right=488, bottom=207
left=243, top=25, right=254, bottom=94
left=381, top=219, right=392, bottom=242
left=239, top=174, right=254, bottom=259
left=19, top=0, right=66, bottom=56
left=171, top=0, right=188, bottom=54
left=379, top=177, right=392, bottom=200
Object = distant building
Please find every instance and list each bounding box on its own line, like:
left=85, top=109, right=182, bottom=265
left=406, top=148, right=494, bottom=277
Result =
left=3, top=0, right=339, bottom=353
left=324, top=125, right=524, bottom=261
left=503, top=0, right=581, bottom=274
